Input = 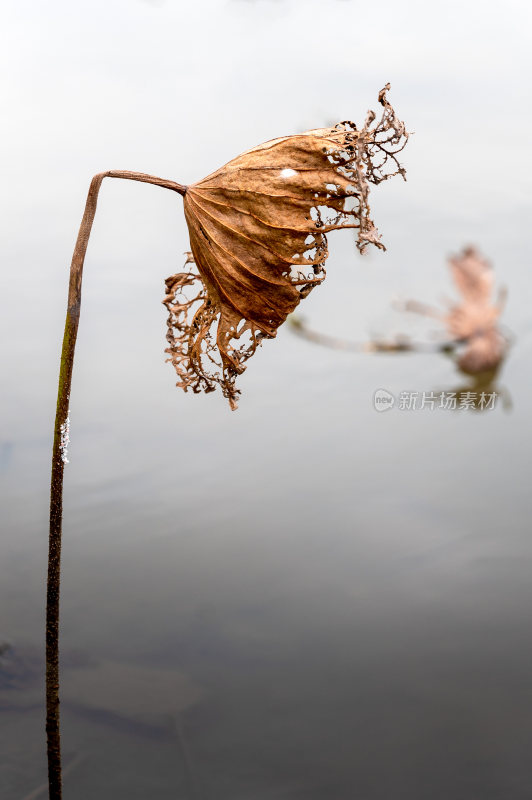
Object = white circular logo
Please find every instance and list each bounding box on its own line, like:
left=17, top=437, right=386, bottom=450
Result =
left=373, top=389, right=395, bottom=412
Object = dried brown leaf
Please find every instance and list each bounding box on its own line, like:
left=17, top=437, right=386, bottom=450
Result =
left=444, top=247, right=507, bottom=372
left=457, top=327, right=507, bottom=374
left=449, top=246, right=494, bottom=305
left=404, top=246, right=508, bottom=374
left=164, top=85, right=408, bottom=408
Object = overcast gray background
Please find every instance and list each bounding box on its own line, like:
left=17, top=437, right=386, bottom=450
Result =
left=1, top=1, right=532, bottom=798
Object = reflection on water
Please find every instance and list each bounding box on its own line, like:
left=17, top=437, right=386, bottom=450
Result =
left=444, top=364, right=512, bottom=413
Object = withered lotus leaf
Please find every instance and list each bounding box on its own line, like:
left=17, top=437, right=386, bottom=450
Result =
left=163, top=85, right=409, bottom=408
left=445, top=247, right=507, bottom=373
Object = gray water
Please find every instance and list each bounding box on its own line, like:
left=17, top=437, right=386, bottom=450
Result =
left=2, top=0, right=532, bottom=797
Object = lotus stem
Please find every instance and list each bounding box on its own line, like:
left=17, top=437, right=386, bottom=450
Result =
left=47, top=170, right=186, bottom=800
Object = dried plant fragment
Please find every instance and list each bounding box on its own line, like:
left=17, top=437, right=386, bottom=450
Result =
left=164, top=85, right=409, bottom=408
left=404, top=247, right=508, bottom=373
left=446, top=248, right=507, bottom=373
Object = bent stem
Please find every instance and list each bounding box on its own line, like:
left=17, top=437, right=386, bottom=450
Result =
left=47, top=170, right=186, bottom=800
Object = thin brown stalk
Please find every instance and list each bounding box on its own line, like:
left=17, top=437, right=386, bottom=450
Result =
left=288, top=316, right=458, bottom=354
left=47, top=171, right=186, bottom=800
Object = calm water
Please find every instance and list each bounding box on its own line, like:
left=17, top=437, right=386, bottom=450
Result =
left=2, top=1, right=532, bottom=797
